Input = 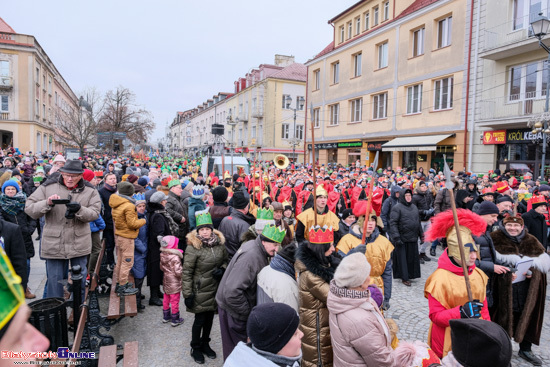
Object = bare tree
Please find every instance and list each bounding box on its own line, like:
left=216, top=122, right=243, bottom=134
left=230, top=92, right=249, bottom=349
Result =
left=55, top=87, right=103, bottom=157
left=98, top=86, right=155, bottom=150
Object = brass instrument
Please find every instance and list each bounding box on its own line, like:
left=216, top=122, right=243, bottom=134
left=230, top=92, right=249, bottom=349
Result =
left=274, top=154, right=290, bottom=169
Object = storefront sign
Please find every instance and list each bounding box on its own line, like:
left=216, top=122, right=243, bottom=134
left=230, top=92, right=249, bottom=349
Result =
left=483, top=130, right=506, bottom=145
left=417, top=154, right=428, bottom=162
left=307, top=143, right=338, bottom=150
left=337, top=141, right=362, bottom=148
left=507, top=128, right=544, bottom=144
left=365, top=141, right=385, bottom=151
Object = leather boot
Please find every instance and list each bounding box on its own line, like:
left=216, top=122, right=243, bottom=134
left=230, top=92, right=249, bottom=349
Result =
left=200, top=339, right=216, bottom=359
left=25, top=287, right=36, bottom=299
left=149, top=286, right=163, bottom=306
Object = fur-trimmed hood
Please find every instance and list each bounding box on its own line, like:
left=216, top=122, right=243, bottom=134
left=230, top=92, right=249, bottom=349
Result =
left=186, top=229, right=226, bottom=250
left=491, top=230, right=550, bottom=273
left=160, top=247, right=183, bottom=259
left=295, top=242, right=336, bottom=283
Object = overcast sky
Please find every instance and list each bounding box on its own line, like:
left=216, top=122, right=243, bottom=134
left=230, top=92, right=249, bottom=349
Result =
left=3, top=1, right=355, bottom=141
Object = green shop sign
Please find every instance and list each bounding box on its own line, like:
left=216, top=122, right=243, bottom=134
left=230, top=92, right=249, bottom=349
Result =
left=337, top=141, right=362, bottom=148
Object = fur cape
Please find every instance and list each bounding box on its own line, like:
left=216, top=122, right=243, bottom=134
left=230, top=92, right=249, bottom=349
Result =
left=490, top=230, right=549, bottom=345
left=296, top=242, right=336, bottom=283
left=186, top=229, right=226, bottom=250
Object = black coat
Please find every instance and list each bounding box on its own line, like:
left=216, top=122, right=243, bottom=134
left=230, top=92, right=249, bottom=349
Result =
left=218, top=209, right=256, bottom=260
left=98, top=185, right=116, bottom=230
left=389, top=190, right=423, bottom=243
left=473, top=226, right=500, bottom=308
left=381, top=185, right=400, bottom=231
left=0, top=207, right=36, bottom=258
left=412, top=189, right=434, bottom=221
left=0, top=218, right=27, bottom=289
left=146, top=201, right=171, bottom=287
left=522, top=209, right=548, bottom=249
left=210, top=202, right=232, bottom=230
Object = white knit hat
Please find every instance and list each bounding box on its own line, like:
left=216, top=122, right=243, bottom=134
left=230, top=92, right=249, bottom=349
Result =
left=333, top=253, right=371, bottom=288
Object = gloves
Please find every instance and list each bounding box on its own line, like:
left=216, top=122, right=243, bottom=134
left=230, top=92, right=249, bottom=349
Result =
left=212, top=267, right=225, bottom=281
left=65, top=202, right=81, bottom=219
left=460, top=300, right=484, bottom=319
left=381, top=300, right=391, bottom=311
left=184, top=296, right=195, bottom=309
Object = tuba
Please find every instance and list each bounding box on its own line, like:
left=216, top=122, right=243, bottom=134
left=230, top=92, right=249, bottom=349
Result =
left=274, top=154, right=290, bottom=169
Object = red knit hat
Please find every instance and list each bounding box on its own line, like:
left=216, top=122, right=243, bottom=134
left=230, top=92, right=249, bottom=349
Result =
left=495, top=181, right=510, bottom=193
left=82, top=169, right=95, bottom=182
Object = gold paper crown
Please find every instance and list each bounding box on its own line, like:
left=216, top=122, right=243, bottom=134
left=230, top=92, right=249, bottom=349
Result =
left=316, top=184, right=328, bottom=197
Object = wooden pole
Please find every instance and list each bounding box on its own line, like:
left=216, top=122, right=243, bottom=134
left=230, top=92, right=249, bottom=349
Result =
left=310, top=105, right=317, bottom=227
left=361, top=177, right=375, bottom=244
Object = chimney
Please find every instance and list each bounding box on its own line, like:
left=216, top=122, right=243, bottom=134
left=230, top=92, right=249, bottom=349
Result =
left=274, top=54, right=295, bottom=67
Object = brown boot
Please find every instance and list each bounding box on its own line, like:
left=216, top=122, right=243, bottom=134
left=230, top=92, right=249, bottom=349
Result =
left=25, top=287, right=36, bottom=299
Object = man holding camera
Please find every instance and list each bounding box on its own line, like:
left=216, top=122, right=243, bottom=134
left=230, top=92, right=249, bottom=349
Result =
left=25, top=160, right=101, bottom=298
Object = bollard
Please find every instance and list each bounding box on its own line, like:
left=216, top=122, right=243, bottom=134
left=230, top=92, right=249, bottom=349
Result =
left=71, top=265, right=83, bottom=338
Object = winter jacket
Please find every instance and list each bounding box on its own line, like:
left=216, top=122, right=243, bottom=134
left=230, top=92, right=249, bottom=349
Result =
left=165, top=191, right=187, bottom=237
left=388, top=190, right=423, bottom=244
left=182, top=229, right=228, bottom=313
left=434, top=188, right=454, bottom=215
left=210, top=202, right=232, bottom=229
left=188, top=197, right=207, bottom=230
left=132, top=212, right=148, bottom=279
left=224, top=342, right=302, bottom=367
left=218, top=209, right=257, bottom=260
left=0, top=206, right=37, bottom=259
left=257, top=254, right=299, bottom=312
left=522, top=209, right=548, bottom=249
left=327, top=281, right=396, bottom=367
left=109, top=194, right=146, bottom=239
left=412, top=188, right=434, bottom=221
left=98, top=184, right=117, bottom=230
left=473, top=226, right=500, bottom=308
left=146, top=201, right=171, bottom=287
left=89, top=215, right=106, bottom=233
left=215, top=236, right=270, bottom=321
left=160, top=246, right=183, bottom=295
left=334, top=219, right=353, bottom=246
left=295, top=243, right=337, bottom=367
left=380, top=186, right=400, bottom=232
left=25, top=175, right=101, bottom=260
left=0, top=218, right=28, bottom=289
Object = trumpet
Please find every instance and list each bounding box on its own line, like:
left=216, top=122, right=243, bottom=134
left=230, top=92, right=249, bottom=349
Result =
left=274, top=154, right=290, bottom=170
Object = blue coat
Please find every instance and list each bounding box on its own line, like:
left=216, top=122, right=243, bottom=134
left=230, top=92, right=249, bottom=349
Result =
left=188, top=197, right=207, bottom=230
left=132, top=212, right=148, bottom=279
left=90, top=216, right=106, bottom=233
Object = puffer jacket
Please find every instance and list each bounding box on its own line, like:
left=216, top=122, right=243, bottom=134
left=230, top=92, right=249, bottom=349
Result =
left=412, top=187, right=434, bottom=221
left=473, top=225, right=499, bottom=308
left=165, top=191, right=187, bottom=236
left=388, top=189, right=423, bottom=244
left=295, top=243, right=337, bottom=367
left=89, top=215, right=106, bottom=233
left=109, top=194, right=146, bottom=239
left=160, top=246, right=183, bottom=295
left=380, top=185, right=400, bottom=232
left=182, top=229, right=228, bottom=313
left=218, top=209, right=257, bottom=260
left=0, top=205, right=37, bottom=258
left=327, top=281, right=396, bottom=367
left=132, top=212, right=148, bottom=279
left=25, top=175, right=101, bottom=260
left=215, top=236, right=270, bottom=321
left=434, top=187, right=455, bottom=215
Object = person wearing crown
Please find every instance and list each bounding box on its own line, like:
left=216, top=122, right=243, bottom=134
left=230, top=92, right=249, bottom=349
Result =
left=188, top=185, right=207, bottom=231
left=295, top=185, right=340, bottom=246
left=424, top=209, right=491, bottom=358
left=295, top=224, right=340, bottom=367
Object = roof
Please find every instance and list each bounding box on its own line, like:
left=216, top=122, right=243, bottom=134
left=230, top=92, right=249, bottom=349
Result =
left=397, top=0, right=439, bottom=19
left=0, top=17, right=15, bottom=33
left=328, top=0, right=369, bottom=24
left=269, top=63, right=307, bottom=82
left=315, top=41, right=335, bottom=59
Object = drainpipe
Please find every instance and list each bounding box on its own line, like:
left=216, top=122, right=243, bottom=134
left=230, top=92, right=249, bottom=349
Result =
left=468, top=0, right=481, bottom=172
left=463, top=0, right=476, bottom=171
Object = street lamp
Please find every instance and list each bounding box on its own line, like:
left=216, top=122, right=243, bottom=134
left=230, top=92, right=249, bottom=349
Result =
left=226, top=114, right=239, bottom=174
left=530, top=13, right=550, bottom=179
left=285, top=95, right=305, bottom=164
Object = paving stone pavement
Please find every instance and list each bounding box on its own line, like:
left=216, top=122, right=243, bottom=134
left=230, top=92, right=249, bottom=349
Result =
left=26, top=237, right=550, bottom=366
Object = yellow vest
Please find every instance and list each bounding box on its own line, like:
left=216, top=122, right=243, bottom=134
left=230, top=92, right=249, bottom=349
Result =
left=296, top=208, right=340, bottom=241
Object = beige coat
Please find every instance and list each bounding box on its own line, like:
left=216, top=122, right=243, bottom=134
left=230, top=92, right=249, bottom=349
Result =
left=25, top=177, right=101, bottom=260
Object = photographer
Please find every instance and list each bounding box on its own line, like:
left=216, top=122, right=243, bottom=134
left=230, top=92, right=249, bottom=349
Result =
left=25, top=160, right=101, bottom=298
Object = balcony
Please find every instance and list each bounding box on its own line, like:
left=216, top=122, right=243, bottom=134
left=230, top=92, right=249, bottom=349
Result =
left=251, top=108, right=264, bottom=118
left=0, top=112, right=9, bottom=120
left=0, top=76, right=13, bottom=90
left=477, top=93, right=546, bottom=122
left=239, top=112, right=248, bottom=122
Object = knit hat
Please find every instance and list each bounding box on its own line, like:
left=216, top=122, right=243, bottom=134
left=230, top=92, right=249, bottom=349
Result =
left=449, top=319, right=512, bottom=367
left=117, top=181, right=135, bottom=196
left=212, top=186, right=228, bottom=203
left=333, top=252, right=371, bottom=288
left=137, top=177, right=148, bottom=187
left=11, top=168, right=21, bottom=177
left=476, top=201, right=499, bottom=216
left=53, top=154, right=66, bottom=163
left=232, top=190, right=250, bottom=210
left=502, top=214, right=524, bottom=226
left=157, top=235, right=179, bottom=250
left=150, top=191, right=168, bottom=204
left=82, top=169, right=95, bottom=182
left=247, top=303, right=300, bottom=354
left=496, top=195, right=513, bottom=204
left=127, top=174, right=138, bottom=183
left=341, top=208, right=354, bottom=221
left=152, top=179, right=161, bottom=188
left=1, top=179, right=20, bottom=194
left=277, top=244, right=296, bottom=264
left=538, top=184, right=550, bottom=192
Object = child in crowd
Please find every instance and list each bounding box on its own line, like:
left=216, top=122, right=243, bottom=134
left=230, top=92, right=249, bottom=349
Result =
left=132, top=196, right=148, bottom=311
left=159, top=235, right=184, bottom=326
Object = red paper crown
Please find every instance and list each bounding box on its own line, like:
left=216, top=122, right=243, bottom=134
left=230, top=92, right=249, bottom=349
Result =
left=421, top=347, right=442, bottom=367
left=94, top=170, right=103, bottom=177
left=309, top=225, right=334, bottom=244
left=161, top=177, right=172, bottom=187
left=530, top=195, right=546, bottom=205
left=495, top=181, right=510, bottom=193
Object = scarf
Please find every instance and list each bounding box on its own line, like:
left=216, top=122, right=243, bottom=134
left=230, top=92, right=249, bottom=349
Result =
left=270, top=254, right=295, bottom=279
left=197, top=232, right=218, bottom=248
left=251, top=345, right=302, bottom=367
left=119, top=194, right=136, bottom=204
left=0, top=192, right=26, bottom=216
left=103, top=183, right=117, bottom=192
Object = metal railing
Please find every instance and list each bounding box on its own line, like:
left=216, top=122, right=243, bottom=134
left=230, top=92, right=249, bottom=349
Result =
left=481, top=14, right=540, bottom=53
left=477, top=93, right=546, bottom=120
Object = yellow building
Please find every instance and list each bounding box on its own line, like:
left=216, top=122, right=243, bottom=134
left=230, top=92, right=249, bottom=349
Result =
left=0, top=17, right=78, bottom=153
left=305, top=0, right=472, bottom=171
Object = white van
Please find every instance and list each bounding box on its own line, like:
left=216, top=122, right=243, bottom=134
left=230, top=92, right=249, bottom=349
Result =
left=200, top=155, right=250, bottom=179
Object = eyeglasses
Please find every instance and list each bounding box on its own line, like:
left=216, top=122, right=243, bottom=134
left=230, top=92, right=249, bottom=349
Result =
left=63, top=174, right=81, bottom=180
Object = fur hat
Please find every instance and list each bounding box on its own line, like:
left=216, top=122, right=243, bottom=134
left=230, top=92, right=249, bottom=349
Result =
left=502, top=214, right=524, bottom=226
left=333, top=252, right=371, bottom=288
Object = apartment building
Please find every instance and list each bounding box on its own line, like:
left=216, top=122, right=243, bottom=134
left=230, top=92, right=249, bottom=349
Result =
left=305, top=0, right=473, bottom=171
left=0, top=17, right=78, bottom=153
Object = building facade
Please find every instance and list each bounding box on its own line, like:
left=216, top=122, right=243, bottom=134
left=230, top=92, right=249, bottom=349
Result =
left=0, top=17, right=78, bottom=153
left=305, top=0, right=474, bottom=171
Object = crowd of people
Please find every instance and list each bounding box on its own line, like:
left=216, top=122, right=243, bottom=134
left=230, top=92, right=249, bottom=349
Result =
left=0, top=149, right=549, bottom=366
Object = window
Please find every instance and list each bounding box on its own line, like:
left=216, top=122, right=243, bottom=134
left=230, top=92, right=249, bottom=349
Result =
left=48, top=77, right=52, bottom=94
left=407, top=84, right=423, bottom=114
left=35, top=99, right=39, bottom=116
left=282, top=124, right=290, bottom=139
left=437, top=16, right=452, bottom=48
left=313, top=108, right=320, bottom=128
left=373, top=6, right=379, bottom=26
left=252, top=126, right=256, bottom=138
left=364, top=12, right=370, bottom=30
left=378, top=42, right=388, bottom=69
left=383, top=1, right=390, bottom=20
left=314, top=69, right=320, bottom=90
left=513, top=0, right=550, bottom=30
left=0, top=95, right=8, bottom=112
left=332, top=61, right=340, bottom=84
left=296, top=125, right=304, bottom=140
left=373, top=93, right=387, bottom=119
left=0, top=61, right=8, bottom=76
left=340, top=26, right=345, bottom=43
left=347, top=21, right=352, bottom=39
left=509, top=60, right=549, bottom=100
left=329, top=104, right=340, bottom=125
left=351, top=98, right=362, bottom=122
left=434, top=77, right=454, bottom=110
left=353, top=53, right=362, bottom=77
left=355, top=17, right=361, bottom=35
left=296, top=96, right=305, bottom=110
left=35, top=65, right=40, bottom=82
left=412, top=27, right=425, bottom=57
left=43, top=104, right=46, bottom=117
left=282, top=94, right=291, bottom=109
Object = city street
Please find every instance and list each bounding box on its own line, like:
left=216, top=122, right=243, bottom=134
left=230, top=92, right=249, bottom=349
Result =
left=26, top=238, right=550, bottom=366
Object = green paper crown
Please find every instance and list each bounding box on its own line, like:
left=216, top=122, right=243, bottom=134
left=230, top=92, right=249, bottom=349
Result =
left=257, top=208, right=274, bottom=221
left=33, top=176, right=44, bottom=183
left=168, top=179, right=181, bottom=189
left=196, top=209, right=213, bottom=228
left=261, top=224, right=286, bottom=244
left=0, top=246, right=25, bottom=330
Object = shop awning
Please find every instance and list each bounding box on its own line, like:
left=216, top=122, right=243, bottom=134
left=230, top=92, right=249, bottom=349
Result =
left=381, top=134, right=454, bottom=152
